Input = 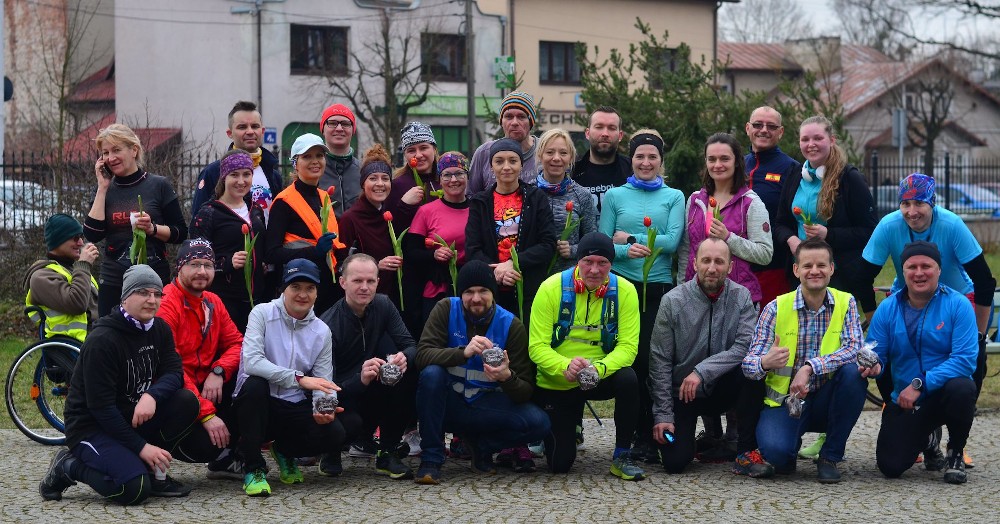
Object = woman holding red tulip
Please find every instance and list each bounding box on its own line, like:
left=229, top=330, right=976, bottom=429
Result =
left=773, top=115, right=876, bottom=303
left=402, top=152, right=472, bottom=324
left=265, top=133, right=347, bottom=314
left=534, top=128, right=598, bottom=274
left=385, top=121, right=440, bottom=225
left=190, top=149, right=267, bottom=331
left=677, top=133, right=773, bottom=304
left=598, top=128, right=685, bottom=461
left=338, top=144, right=421, bottom=313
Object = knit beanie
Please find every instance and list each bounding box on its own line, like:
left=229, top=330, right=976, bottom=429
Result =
left=456, top=260, right=497, bottom=297
left=121, top=264, right=163, bottom=300
left=45, top=213, right=83, bottom=251
left=499, top=91, right=536, bottom=129
left=320, top=103, right=356, bottom=132
left=399, top=121, right=436, bottom=152
left=898, top=173, right=935, bottom=205
left=489, top=138, right=522, bottom=162
left=576, top=231, right=616, bottom=262
left=900, top=240, right=941, bottom=268
left=176, top=238, right=215, bottom=272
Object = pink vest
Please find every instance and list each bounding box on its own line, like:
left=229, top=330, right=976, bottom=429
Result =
left=685, top=186, right=762, bottom=302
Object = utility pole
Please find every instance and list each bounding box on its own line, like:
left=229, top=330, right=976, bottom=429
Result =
left=230, top=0, right=285, bottom=113
left=465, top=0, right=476, bottom=156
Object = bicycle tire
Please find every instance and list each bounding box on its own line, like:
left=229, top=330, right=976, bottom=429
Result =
left=865, top=390, right=883, bottom=407
left=4, top=339, right=80, bottom=445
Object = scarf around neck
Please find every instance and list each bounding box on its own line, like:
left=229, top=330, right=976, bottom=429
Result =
left=536, top=173, right=573, bottom=195
left=627, top=175, right=663, bottom=191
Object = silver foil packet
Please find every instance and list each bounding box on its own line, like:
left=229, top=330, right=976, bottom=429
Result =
left=577, top=365, right=600, bottom=391
left=380, top=362, right=402, bottom=386
left=786, top=392, right=804, bottom=419
left=481, top=347, right=504, bottom=367
left=312, top=390, right=339, bottom=415
left=857, top=341, right=880, bottom=369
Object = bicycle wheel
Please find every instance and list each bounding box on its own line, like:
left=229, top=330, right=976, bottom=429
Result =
left=865, top=390, right=883, bottom=407
left=5, top=339, right=80, bottom=445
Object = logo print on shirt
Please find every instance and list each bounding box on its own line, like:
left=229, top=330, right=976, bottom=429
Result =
left=936, top=321, right=944, bottom=330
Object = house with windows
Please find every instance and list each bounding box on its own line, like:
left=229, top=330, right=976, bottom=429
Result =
left=477, top=0, right=731, bottom=138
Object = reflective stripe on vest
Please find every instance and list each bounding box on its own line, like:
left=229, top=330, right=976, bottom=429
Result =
left=444, top=297, right=515, bottom=402
left=24, top=263, right=97, bottom=343
left=273, top=184, right=346, bottom=270
left=763, top=288, right=850, bottom=407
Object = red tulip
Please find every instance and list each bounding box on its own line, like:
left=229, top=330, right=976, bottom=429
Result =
left=793, top=206, right=803, bottom=216
left=327, top=185, right=336, bottom=197
left=424, top=237, right=437, bottom=248
left=708, top=197, right=718, bottom=208
left=260, top=201, right=268, bottom=210
left=643, top=216, right=652, bottom=227
left=383, top=211, right=393, bottom=222
left=241, top=224, right=250, bottom=235
left=565, top=201, right=574, bottom=212
left=409, top=157, right=418, bottom=168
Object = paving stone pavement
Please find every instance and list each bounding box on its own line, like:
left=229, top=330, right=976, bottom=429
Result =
left=4, top=410, right=999, bottom=523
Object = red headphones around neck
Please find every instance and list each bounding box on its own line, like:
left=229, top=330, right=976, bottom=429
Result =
left=574, top=267, right=609, bottom=297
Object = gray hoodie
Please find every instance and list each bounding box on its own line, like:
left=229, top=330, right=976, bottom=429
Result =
left=649, top=278, right=757, bottom=424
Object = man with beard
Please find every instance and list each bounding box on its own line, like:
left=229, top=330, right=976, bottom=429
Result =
left=649, top=238, right=770, bottom=477
left=571, top=106, right=631, bottom=214
left=157, top=239, right=244, bottom=479
left=317, top=103, right=362, bottom=217
left=467, top=91, right=539, bottom=194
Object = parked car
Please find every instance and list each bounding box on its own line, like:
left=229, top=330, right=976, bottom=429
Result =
left=872, top=183, right=1000, bottom=218
left=0, top=180, right=56, bottom=248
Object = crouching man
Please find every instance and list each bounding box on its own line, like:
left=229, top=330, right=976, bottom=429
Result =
left=40, top=265, right=199, bottom=504
left=413, top=260, right=550, bottom=484
left=649, top=238, right=769, bottom=477
left=866, top=241, right=977, bottom=484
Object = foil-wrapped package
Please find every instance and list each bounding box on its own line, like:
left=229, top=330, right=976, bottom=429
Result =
left=786, top=392, right=804, bottom=419
left=577, top=365, right=600, bottom=391
left=380, top=362, right=402, bottom=386
left=312, top=390, right=339, bottom=415
left=857, top=341, right=880, bottom=369
left=481, top=347, right=504, bottom=367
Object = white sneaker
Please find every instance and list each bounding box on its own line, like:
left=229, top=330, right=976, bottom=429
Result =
left=403, top=429, right=421, bottom=457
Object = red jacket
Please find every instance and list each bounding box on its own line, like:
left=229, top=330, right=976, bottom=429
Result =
left=157, top=280, right=243, bottom=419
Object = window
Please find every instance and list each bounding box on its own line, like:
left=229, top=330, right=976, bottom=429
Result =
left=432, top=126, right=470, bottom=156
left=421, top=33, right=466, bottom=82
left=646, top=47, right=678, bottom=90
left=539, top=41, right=581, bottom=85
left=290, top=24, right=348, bottom=76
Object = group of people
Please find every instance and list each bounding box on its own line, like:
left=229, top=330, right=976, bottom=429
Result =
left=26, top=94, right=992, bottom=505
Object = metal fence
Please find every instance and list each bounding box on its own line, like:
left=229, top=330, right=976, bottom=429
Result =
left=866, top=151, right=1000, bottom=218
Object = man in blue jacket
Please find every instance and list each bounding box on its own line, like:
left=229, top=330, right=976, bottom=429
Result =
left=864, top=241, right=977, bottom=484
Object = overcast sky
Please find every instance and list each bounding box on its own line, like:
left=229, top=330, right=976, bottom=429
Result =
left=796, top=1, right=997, bottom=40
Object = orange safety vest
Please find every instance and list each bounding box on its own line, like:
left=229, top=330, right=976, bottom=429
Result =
left=273, top=184, right=346, bottom=271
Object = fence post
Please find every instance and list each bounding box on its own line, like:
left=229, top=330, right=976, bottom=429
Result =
left=871, top=150, right=880, bottom=215
left=944, top=151, right=950, bottom=210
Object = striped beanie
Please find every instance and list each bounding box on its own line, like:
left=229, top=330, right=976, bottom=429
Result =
left=499, top=91, right=536, bottom=129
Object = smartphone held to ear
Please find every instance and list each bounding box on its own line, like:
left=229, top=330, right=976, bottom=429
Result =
left=101, top=163, right=113, bottom=179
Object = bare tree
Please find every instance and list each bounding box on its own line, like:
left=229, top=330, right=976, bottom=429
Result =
left=719, top=0, right=812, bottom=43
left=322, top=9, right=445, bottom=154
left=860, top=0, right=1000, bottom=61
left=833, top=0, right=914, bottom=60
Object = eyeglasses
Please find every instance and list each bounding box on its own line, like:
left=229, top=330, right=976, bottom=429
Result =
left=749, top=122, right=781, bottom=131
left=186, top=262, right=215, bottom=271
left=440, top=172, right=468, bottom=181
left=325, top=120, right=353, bottom=130
left=71, top=234, right=85, bottom=242
left=134, top=289, right=164, bottom=299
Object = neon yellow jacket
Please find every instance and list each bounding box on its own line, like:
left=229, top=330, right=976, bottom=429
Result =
left=528, top=271, right=640, bottom=390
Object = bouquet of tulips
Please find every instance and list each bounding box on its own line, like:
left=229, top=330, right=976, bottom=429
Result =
left=640, top=216, right=663, bottom=313
left=426, top=235, right=459, bottom=296
left=241, top=223, right=258, bottom=307
left=510, top=246, right=524, bottom=319
left=129, top=195, right=147, bottom=265
left=384, top=211, right=410, bottom=310
left=547, top=200, right=581, bottom=274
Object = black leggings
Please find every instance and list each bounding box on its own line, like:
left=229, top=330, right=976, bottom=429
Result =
left=67, top=458, right=151, bottom=506
left=534, top=367, right=639, bottom=474
left=659, top=370, right=764, bottom=473
left=626, top=279, right=673, bottom=445
left=876, top=377, right=977, bottom=478
left=337, top=354, right=418, bottom=453
left=235, top=376, right=346, bottom=471
left=173, top=378, right=238, bottom=463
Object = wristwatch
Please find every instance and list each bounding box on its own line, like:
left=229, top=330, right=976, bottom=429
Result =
left=294, top=370, right=305, bottom=383
left=212, top=366, right=225, bottom=377
left=910, top=377, right=923, bottom=391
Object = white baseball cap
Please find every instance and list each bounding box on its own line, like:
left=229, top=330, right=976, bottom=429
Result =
left=289, top=133, right=330, bottom=160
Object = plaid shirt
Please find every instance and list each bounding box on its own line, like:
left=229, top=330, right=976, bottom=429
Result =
left=743, top=287, right=862, bottom=391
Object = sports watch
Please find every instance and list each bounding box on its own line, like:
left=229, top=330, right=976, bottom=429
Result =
left=212, top=366, right=225, bottom=377
left=910, top=377, right=923, bottom=391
